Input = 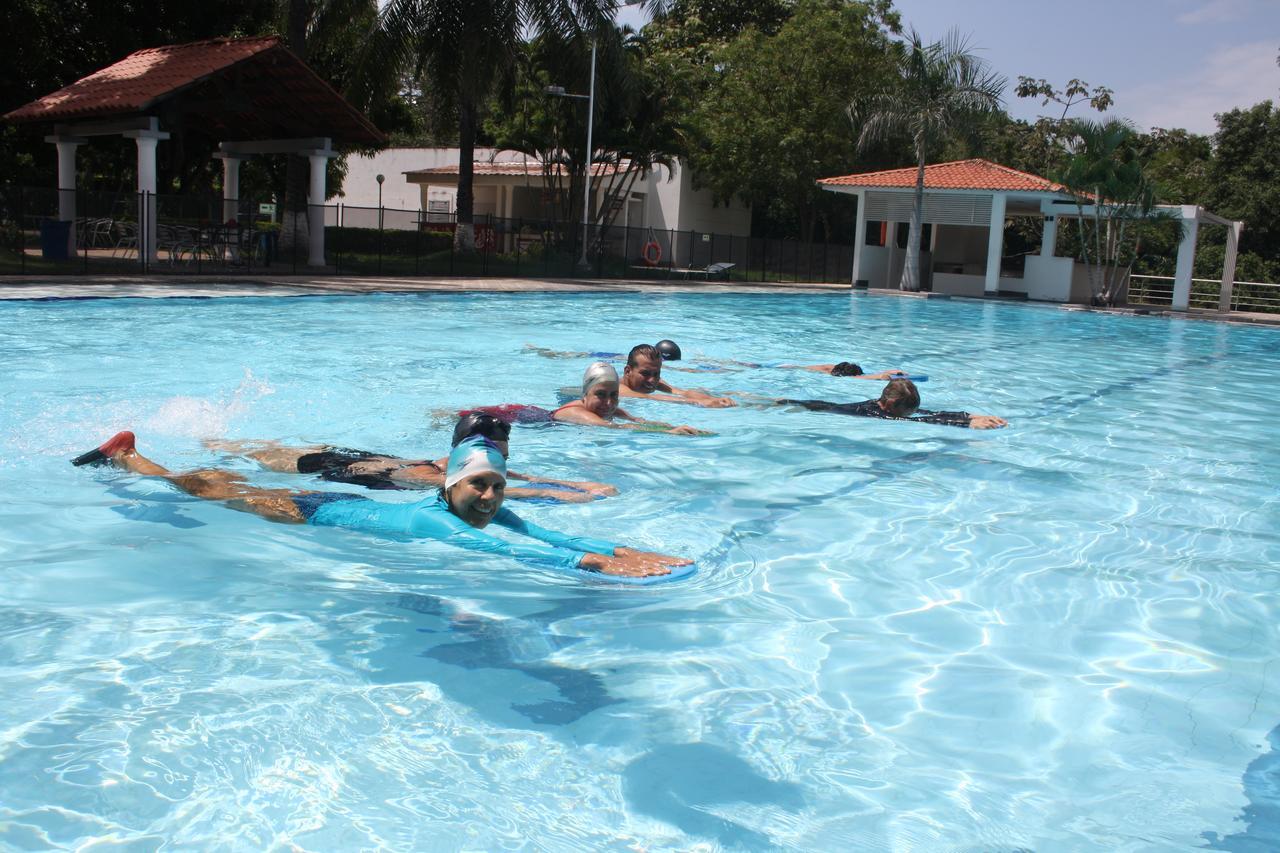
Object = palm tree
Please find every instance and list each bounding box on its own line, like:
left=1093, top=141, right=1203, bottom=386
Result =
left=1057, top=117, right=1167, bottom=306
left=364, top=0, right=614, bottom=252
left=856, top=29, right=1005, bottom=291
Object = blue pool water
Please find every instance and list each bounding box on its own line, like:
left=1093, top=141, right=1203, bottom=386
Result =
left=1, top=290, right=1278, bottom=850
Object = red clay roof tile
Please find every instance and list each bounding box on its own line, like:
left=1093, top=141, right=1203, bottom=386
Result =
left=818, top=159, right=1071, bottom=194
left=4, top=37, right=281, bottom=123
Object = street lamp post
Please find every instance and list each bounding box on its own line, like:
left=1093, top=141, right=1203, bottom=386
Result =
left=545, top=37, right=598, bottom=270
left=376, top=173, right=385, bottom=275
left=376, top=173, right=385, bottom=228
left=545, top=3, right=639, bottom=271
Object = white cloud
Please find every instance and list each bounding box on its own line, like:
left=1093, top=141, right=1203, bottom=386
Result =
left=1118, top=40, right=1279, bottom=134
left=1176, top=0, right=1252, bottom=25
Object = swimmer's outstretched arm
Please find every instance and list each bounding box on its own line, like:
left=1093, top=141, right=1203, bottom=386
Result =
left=624, top=383, right=737, bottom=408
left=778, top=365, right=906, bottom=379
left=522, top=344, right=588, bottom=359
left=505, top=468, right=618, bottom=497
left=553, top=406, right=712, bottom=436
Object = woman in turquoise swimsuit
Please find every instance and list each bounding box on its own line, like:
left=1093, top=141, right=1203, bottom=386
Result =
left=71, top=431, right=689, bottom=579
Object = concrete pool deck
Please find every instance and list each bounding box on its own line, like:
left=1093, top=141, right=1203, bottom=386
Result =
left=1, top=274, right=1276, bottom=327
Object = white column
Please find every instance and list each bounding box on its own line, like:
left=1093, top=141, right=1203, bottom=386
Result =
left=984, top=192, right=1007, bottom=294
left=1040, top=214, right=1057, bottom=257
left=133, top=135, right=160, bottom=261
left=851, top=191, right=867, bottom=287
left=46, top=136, right=85, bottom=254
left=886, top=222, right=899, bottom=288
left=1172, top=206, right=1200, bottom=311
left=1218, top=221, right=1243, bottom=313
left=219, top=154, right=242, bottom=223
left=308, top=153, right=328, bottom=267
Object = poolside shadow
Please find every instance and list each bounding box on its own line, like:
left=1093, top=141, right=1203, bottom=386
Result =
left=622, top=742, right=804, bottom=850
left=1202, top=722, right=1280, bottom=851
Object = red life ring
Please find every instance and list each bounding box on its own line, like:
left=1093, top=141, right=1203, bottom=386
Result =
left=642, top=240, right=663, bottom=266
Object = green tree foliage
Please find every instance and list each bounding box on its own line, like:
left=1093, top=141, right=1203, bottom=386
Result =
left=364, top=0, right=611, bottom=251
left=1055, top=118, right=1173, bottom=306
left=1, top=0, right=409, bottom=199
left=685, top=0, right=898, bottom=242
left=485, top=27, right=682, bottom=246
left=1205, top=101, right=1280, bottom=272
left=0, top=0, right=277, bottom=188
left=856, top=28, right=1005, bottom=291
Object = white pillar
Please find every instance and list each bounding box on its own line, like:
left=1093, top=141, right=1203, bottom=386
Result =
left=851, top=191, right=867, bottom=287
left=1218, top=221, right=1243, bottom=313
left=131, top=135, right=161, bottom=261
left=308, top=153, right=327, bottom=267
left=46, top=136, right=85, bottom=254
left=1040, top=214, right=1057, bottom=257
left=984, top=192, right=1007, bottom=294
left=219, top=154, right=242, bottom=224
left=1172, top=206, right=1200, bottom=312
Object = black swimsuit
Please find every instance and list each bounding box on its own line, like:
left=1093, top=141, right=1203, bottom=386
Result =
left=782, top=399, right=973, bottom=427
left=295, top=448, right=442, bottom=491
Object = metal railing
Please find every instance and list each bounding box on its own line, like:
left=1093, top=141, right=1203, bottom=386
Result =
left=1128, top=274, right=1280, bottom=314
left=0, top=185, right=855, bottom=285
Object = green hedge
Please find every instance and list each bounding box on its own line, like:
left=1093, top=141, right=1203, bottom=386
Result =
left=326, top=226, right=453, bottom=255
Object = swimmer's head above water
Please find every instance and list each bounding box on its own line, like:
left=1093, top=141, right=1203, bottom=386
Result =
left=830, top=362, right=863, bottom=377
left=655, top=339, right=681, bottom=361
left=452, top=412, right=512, bottom=458
left=624, top=344, right=664, bottom=393
left=879, top=378, right=921, bottom=417
left=581, top=361, right=621, bottom=418
left=444, top=436, right=508, bottom=528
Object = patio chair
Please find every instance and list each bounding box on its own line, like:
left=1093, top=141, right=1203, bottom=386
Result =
left=157, top=224, right=199, bottom=265
left=669, top=261, right=736, bottom=280
left=111, top=221, right=138, bottom=257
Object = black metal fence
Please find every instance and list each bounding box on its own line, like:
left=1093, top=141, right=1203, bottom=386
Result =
left=0, top=186, right=857, bottom=284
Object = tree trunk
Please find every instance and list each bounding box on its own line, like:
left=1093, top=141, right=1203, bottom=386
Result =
left=901, top=155, right=926, bottom=291
left=454, top=94, right=476, bottom=253
left=281, top=0, right=312, bottom=255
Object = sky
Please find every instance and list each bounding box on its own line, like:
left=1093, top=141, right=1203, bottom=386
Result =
left=618, top=0, right=1280, bottom=135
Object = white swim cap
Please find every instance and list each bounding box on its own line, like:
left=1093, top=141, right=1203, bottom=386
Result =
left=582, top=361, right=619, bottom=396
left=444, top=437, right=507, bottom=489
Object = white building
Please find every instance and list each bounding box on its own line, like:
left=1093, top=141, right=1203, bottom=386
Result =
left=818, top=159, right=1243, bottom=310
left=335, top=147, right=751, bottom=264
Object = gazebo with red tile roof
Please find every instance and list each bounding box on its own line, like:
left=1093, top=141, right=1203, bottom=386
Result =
left=817, top=158, right=1243, bottom=310
left=3, top=36, right=386, bottom=266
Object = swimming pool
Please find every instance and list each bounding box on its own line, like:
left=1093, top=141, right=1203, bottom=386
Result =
left=1, top=290, right=1277, bottom=850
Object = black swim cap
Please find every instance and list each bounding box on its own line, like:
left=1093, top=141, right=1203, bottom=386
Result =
left=655, top=339, right=682, bottom=361
left=830, top=362, right=863, bottom=377
left=452, top=412, right=512, bottom=447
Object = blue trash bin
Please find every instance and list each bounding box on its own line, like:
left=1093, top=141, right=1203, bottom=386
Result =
left=40, top=220, right=72, bottom=260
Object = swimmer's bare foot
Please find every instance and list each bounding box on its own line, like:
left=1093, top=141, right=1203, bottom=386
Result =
left=71, top=430, right=135, bottom=467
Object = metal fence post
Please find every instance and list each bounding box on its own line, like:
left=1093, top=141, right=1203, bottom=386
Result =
left=19, top=185, right=25, bottom=275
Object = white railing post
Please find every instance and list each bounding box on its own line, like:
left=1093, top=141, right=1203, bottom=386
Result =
left=1218, top=221, right=1243, bottom=313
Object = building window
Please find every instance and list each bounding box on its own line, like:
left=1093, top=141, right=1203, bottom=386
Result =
left=893, top=223, right=932, bottom=249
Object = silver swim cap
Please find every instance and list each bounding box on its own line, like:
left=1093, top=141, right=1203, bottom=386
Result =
left=582, top=361, right=619, bottom=396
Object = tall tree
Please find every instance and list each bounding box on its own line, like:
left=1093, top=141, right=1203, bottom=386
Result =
left=686, top=0, right=898, bottom=242
left=1056, top=118, right=1169, bottom=306
left=365, top=0, right=611, bottom=251
left=486, top=26, right=682, bottom=245
left=855, top=28, right=1005, bottom=291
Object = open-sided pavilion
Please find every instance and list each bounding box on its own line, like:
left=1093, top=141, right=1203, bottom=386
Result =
left=818, top=159, right=1244, bottom=311
left=3, top=36, right=385, bottom=266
